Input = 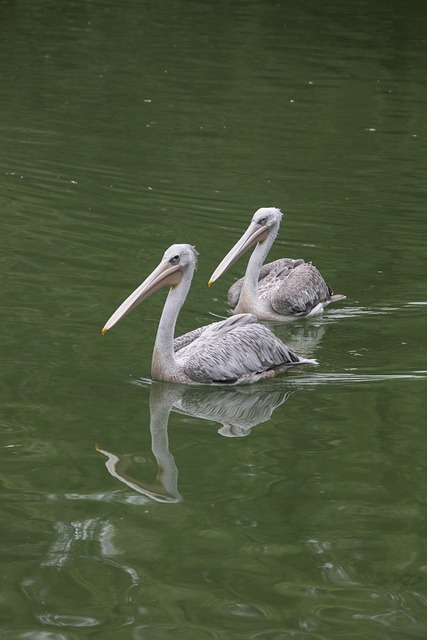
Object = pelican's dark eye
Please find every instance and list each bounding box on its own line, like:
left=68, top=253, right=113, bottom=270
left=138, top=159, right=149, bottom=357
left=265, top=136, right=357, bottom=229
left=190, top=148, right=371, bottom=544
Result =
left=258, top=216, right=267, bottom=225
left=170, top=255, right=180, bottom=265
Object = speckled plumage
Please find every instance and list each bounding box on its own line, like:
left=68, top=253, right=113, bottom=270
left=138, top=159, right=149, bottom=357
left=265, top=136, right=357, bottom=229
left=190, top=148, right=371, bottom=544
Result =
left=171, top=313, right=308, bottom=385
left=229, top=258, right=335, bottom=316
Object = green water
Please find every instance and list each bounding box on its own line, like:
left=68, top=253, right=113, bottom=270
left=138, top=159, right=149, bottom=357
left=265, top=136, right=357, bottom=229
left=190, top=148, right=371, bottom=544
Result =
left=1, top=0, right=427, bottom=638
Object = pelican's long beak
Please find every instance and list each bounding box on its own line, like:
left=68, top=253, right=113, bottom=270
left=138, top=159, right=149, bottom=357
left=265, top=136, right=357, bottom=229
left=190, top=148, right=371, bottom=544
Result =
left=102, top=259, right=182, bottom=334
left=208, top=222, right=269, bottom=286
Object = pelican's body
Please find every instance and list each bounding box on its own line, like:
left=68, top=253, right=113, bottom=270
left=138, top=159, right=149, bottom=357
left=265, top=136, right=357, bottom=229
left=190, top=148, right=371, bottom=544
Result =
left=102, top=244, right=317, bottom=385
left=209, top=207, right=346, bottom=321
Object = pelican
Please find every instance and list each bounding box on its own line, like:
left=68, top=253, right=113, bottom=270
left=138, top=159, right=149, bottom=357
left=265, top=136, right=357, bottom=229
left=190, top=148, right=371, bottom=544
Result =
left=209, top=207, right=346, bottom=321
left=102, top=244, right=317, bottom=385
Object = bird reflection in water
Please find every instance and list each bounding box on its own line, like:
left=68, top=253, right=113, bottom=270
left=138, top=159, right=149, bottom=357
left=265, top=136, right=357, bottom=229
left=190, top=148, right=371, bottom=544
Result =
left=98, top=319, right=326, bottom=502
left=97, top=381, right=296, bottom=503
left=272, top=320, right=326, bottom=358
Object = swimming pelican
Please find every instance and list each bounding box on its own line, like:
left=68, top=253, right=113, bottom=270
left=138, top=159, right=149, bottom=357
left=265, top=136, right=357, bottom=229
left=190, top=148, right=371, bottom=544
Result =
left=102, top=244, right=317, bottom=385
left=209, top=207, right=346, bottom=321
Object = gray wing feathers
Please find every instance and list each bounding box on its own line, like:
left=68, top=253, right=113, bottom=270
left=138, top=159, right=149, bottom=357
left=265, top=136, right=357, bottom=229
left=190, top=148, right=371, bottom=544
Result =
left=269, top=263, right=332, bottom=315
left=228, top=258, right=335, bottom=316
left=173, top=314, right=257, bottom=353
left=178, top=315, right=303, bottom=384
left=173, top=325, right=208, bottom=352
left=227, top=258, right=306, bottom=307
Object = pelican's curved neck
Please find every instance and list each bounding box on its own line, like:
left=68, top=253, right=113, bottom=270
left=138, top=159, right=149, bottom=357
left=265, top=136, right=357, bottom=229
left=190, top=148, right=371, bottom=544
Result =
left=241, top=226, right=277, bottom=301
left=148, top=385, right=182, bottom=502
left=151, top=268, right=192, bottom=381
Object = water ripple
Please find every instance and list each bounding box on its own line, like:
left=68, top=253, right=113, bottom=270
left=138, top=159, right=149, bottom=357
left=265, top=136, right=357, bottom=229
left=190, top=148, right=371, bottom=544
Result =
left=291, top=372, right=426, bottom=386
left=353, top=609, right=427, bottom=637
left=36, top=613, right=101, bottom=628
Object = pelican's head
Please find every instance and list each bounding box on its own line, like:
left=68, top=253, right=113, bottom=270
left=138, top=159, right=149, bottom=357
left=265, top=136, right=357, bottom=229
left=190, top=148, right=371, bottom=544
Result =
left=208, top=207, right=283, bottom=286
left=102, top=243, right=198, bottom=334
left=164, top=243, right=199, bottom=272
left=251, top=207, right=283, bottom=230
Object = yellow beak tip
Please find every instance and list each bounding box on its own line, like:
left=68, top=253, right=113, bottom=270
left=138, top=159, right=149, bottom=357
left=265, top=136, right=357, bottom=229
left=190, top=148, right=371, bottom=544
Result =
left=208, top=280, right=212, bottom=287
left=101, top=327, right=107, bottom=335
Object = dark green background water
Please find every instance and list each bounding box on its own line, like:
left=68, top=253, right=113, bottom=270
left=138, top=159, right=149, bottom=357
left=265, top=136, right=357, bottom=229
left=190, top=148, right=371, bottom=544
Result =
left=1, top=1, right=427, bottom=638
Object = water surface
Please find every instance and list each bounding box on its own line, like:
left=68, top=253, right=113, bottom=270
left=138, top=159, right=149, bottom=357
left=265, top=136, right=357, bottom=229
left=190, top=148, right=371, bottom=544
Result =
left=1, top=1, right=427, bottom=638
